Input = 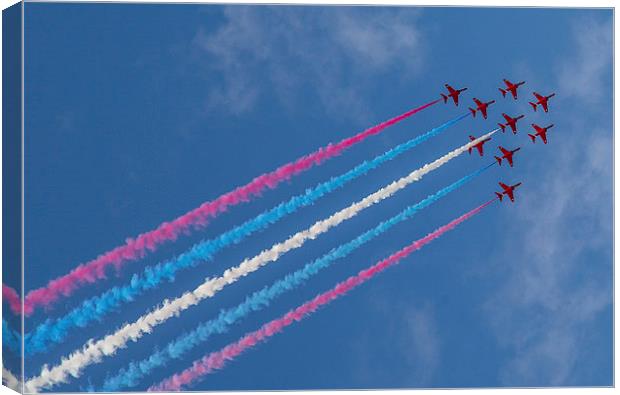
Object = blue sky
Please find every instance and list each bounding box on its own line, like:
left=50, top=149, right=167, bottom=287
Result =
left=12, top=4, right=613, bottom=391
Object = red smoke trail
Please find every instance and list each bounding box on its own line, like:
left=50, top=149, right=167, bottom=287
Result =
left=2, top=285, right=20, bottom=315
left=5, top=99, right=438, bottom=316
left=150, top=198, right=495, bottom=392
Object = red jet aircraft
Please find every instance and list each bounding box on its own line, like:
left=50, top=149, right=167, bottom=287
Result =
left=498, top=113, right=525, bottom=134
left=528, top=123, right=554, bottom=144
left=468, top=135, right=492, bottom=156
left=499, top=79, right=526, bottom=99
left=494, top=146, right=521, bottom=167
left=529, top=92, right=556, bottom=112
left=469, top=98, right=496, bottom=119
left=495, top=182, right=522, bottom=202
left=441, top=84, right=468, bottom=106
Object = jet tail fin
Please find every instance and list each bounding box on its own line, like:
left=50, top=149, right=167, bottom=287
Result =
left=495, top=192, right=503, bottom=201
left=440, top=93, right=448, bottom=104
left=469, top=107, right=476, bottom=117
left=494, top=156, right=502, bottom=166
left=529, top=102, right=537, bottom=111
left=499, top=88, right=506, bottom=97
left=528, top=133, right=536, bottom=143
left=498, top=123, right=506, bottom=133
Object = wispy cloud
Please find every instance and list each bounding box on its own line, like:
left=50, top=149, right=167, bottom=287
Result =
left=193, top=6, right=424, bottom=119
left=351, top=299, right=440, bottom=387
left=557, top=17, right=613, bottom=105
left=400, top=304, right=441, bottom=385
left=483, top=16, right=612, bottom=386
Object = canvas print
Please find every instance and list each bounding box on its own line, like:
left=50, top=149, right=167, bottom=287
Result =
left=1, top=2, right=613, bottom=392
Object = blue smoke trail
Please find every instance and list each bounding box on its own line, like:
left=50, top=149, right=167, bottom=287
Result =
left=2, top=320, right=20, bottom=354
left=22, top=113, right=470, bottom=356
left=100, top=162, right=492, bottom=391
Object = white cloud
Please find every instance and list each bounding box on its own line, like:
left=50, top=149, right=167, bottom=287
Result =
left=193, top=6, right=424, bottom=119
left=483, top=16, right=613, bottom=386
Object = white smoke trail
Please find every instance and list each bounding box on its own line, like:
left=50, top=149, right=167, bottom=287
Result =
left=24, top=130, right=496, bottom=392
left=3, top=366, right=21, bottom=392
